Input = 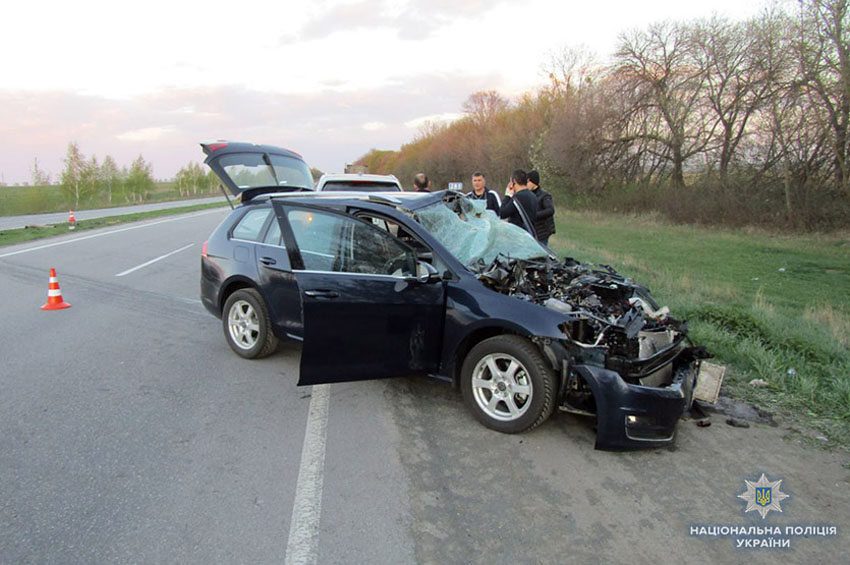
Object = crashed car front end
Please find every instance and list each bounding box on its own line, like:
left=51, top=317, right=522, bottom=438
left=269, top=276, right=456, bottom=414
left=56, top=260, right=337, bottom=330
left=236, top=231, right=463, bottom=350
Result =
left=416, top=194, right=709, bottom=450
left=475, top=255, right=708, bottom=449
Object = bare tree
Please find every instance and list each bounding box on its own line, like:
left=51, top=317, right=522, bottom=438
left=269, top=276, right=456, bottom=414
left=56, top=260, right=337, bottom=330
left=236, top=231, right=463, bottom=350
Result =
left=542, top=45, right=601, bottom=95
left=462, top=90, right=509, bottom=126
left=614, top=21, right=713, bottom=188
left=693, top=14, right=788, bottom=184
left=538, top=76, right=627, bottom=192
left=798, top=0, right=850, bottom=199
left=374, top=4, right=849, bottom=229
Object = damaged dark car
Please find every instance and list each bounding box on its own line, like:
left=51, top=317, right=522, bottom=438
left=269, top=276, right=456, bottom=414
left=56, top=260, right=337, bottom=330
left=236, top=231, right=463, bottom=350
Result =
left=200, top=142, right=710, bottom=450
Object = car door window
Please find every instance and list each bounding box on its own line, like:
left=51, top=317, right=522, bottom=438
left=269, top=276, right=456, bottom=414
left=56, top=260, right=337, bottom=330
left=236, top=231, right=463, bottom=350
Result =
left=231, top=208, right=272, bottom=241
left=263, top=216, right=283, bottom=246
left=286, top=208, right=416, bottom=276
left=359, top=213, right=449, bottom=275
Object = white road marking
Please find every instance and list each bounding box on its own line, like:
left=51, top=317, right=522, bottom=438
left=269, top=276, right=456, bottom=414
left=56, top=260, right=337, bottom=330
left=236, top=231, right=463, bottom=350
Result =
left=285, top=384, right=331, bottom=565
left=115, top=243, right=194, bottom=277
left=0, top=209, right=224, bottom=259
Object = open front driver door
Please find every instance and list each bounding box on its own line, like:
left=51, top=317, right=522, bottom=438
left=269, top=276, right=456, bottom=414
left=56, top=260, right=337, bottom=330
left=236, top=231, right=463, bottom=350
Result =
left=274, top=202, right=445, bottom=385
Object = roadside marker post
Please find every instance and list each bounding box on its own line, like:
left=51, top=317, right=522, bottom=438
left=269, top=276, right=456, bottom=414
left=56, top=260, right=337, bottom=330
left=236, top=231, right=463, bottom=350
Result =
left=68, top=210, right=76, bottom=230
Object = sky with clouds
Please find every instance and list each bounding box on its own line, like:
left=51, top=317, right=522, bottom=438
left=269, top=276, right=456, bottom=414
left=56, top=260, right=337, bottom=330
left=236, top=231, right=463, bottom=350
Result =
left=0, top=0, right=768, bottom=185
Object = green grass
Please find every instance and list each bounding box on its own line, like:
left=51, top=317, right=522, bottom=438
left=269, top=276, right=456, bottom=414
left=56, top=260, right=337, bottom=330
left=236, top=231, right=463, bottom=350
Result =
left=0, top=201, right=229, bottom=247
left=548, top=210, right=850, bottom=448
left=0, top=181, right=219, bottom=216
left=0, top=184, right=70, bottom=215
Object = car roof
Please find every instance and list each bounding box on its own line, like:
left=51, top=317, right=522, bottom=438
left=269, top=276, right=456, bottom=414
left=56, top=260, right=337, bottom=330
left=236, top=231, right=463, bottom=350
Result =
left=317, top=173, right=400, bottom=183
left=252, top=189, right=452, bottom=212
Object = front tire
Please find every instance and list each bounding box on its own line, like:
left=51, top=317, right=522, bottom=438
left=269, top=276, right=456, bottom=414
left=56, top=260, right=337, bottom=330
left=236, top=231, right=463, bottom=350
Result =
left=222, top=288, right=279, bottom=359
left=460, top=335, right=556, bottom=433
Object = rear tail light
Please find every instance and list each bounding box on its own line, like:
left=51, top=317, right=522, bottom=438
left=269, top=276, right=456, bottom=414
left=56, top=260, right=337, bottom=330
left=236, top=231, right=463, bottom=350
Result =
left=201, top=240, right=208, bottom=258
left=207, top=142, right=228, bottom=152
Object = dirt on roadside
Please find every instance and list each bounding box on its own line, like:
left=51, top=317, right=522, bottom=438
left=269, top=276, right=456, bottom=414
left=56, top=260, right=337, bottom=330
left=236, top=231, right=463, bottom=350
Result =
left=385, top=377, right=849, bottom=564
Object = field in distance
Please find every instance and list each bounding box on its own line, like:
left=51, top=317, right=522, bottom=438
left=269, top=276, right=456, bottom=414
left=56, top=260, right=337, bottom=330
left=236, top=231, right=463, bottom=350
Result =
left=0, top=181, right=219, bottom=216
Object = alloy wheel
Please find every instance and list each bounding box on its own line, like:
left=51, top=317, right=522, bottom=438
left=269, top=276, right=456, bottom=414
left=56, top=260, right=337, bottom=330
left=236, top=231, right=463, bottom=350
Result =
left=470, top=353, right=533, bottom=422
left=227, top=299, right=260, bottom=350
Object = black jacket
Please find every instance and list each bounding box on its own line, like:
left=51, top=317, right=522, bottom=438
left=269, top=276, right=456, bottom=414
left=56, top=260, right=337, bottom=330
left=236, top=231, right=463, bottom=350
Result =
left=532, top=187, right=556, bottom=240
left=499, top=189, right=538, bottom=238
left=466, top=188, right=501, bottom=213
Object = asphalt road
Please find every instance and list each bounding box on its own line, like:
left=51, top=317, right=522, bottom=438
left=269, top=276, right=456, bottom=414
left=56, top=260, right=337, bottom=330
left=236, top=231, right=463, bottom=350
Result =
left=0, top=196, right=228, bottom=231
left=1, top=209, right=847, bottom=564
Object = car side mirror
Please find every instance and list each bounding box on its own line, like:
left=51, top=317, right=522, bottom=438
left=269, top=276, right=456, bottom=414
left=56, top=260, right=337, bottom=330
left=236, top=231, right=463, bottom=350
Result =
left=416, top=261, right=440, bottom=284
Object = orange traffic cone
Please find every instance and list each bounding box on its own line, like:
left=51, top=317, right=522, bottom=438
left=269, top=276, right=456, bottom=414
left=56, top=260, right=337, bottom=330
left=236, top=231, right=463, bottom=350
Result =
left=41, top=268, right=71, bottom=310
left=68, top=210, right=76, bottom=230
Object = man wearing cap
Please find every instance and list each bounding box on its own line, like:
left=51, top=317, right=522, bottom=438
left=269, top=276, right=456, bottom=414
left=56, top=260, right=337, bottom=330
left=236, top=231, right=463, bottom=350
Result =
left=466, top=171, right=501, bottom=213
left=527, top=170, right=555, bottom=246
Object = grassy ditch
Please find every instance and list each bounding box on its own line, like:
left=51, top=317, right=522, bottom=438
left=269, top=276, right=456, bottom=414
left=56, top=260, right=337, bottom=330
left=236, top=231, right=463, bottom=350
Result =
left=548, top=210, right=850, bottom=448
left=0, top=201, right=229, bottom=247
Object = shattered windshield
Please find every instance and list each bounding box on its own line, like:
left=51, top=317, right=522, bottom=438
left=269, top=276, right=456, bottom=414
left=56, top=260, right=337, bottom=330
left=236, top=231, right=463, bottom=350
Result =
left=414, top=196, right=549, bottom=268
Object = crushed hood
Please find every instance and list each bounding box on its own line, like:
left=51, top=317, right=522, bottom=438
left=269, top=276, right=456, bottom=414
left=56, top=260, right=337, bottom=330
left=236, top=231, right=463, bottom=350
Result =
left=473, top=255, right=706, bottom=383
left=473, top=255, right=664, bottom=331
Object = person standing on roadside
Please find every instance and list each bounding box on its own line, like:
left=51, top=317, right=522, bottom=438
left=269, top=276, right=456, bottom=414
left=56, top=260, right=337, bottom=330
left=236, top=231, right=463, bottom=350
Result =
left=498, top=169, right=537, bottom=238
left=527, top=170, right=555, bottom=246
left=465, top=171, right=501, bottom=213
left=413, top=173, right=430, bottom=192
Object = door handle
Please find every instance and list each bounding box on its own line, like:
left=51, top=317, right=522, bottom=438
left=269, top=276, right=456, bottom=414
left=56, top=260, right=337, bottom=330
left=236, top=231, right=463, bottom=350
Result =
left=304, top=289, right=339, bottom=299
left=260, top=256, right=277, bottom=266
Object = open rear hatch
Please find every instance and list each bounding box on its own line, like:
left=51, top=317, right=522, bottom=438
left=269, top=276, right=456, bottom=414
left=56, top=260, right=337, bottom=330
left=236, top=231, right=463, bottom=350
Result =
left=201, top=141, right=314, bottom=201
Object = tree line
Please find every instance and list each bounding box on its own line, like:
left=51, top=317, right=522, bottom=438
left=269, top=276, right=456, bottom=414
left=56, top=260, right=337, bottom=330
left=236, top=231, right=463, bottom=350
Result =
left=54, top=142, right=218, bottom=208
left=355, top=0, right=850, bottom=230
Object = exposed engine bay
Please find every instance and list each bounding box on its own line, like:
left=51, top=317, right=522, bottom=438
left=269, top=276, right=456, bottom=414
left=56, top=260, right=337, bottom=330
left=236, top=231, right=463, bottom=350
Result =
left=471, top=254, right=699, bottom=388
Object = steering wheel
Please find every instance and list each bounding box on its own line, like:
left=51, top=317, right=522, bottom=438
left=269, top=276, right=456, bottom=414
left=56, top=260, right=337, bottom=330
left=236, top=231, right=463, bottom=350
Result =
left=382, top=253, right=409, bottom=275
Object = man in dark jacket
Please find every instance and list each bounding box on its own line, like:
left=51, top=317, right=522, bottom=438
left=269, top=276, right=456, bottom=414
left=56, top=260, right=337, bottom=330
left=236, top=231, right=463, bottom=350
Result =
left=527, top=170, right=555, bottom=246
left=498, top=169, right=537, bottom=238
left=466, top=171, right=501, bottom=213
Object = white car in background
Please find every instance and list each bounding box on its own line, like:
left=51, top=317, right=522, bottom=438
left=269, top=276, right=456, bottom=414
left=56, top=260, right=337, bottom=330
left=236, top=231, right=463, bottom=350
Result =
left=314, top=173, right=403, bottom=192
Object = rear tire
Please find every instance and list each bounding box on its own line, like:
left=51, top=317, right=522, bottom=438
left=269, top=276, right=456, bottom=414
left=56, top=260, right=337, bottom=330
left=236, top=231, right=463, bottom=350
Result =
left=222, top=288, right=279, bottom=359
left=460, top=335, right=556, bottom=433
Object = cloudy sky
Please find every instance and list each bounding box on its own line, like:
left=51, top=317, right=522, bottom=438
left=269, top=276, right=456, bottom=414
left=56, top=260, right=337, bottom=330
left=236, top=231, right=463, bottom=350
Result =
left=1, top=0, right=767, bottom=185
